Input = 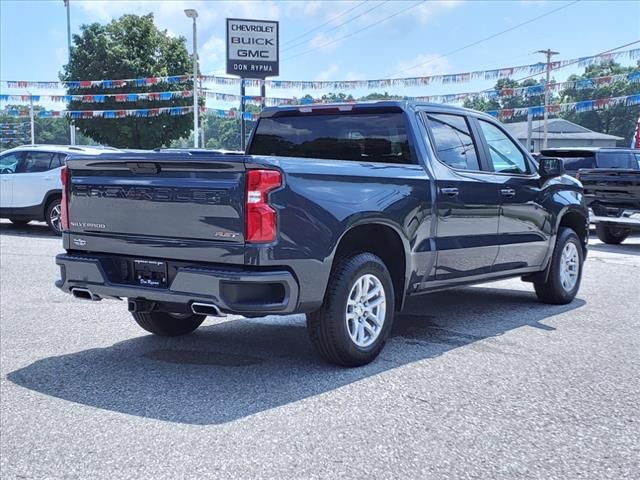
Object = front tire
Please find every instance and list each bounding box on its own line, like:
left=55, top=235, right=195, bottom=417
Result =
left=307, top=253, right=395, bottom=367
left=534, top=227, right=583, bottom=305
left=595, top=224, right=629, bottom=244
left=45, top=198, right=62, bottom=236
left=131, top=311, right=205, bottom=336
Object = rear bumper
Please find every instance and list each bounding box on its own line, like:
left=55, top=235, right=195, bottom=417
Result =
left=55, top=253, right=300, bottom=316
left=590, top=210, right=640, bottom=230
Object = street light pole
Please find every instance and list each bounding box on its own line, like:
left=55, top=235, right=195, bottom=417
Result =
left=537, top=48, right=559, bottom=149
left=65, top=0, right=76, bottom=145
left=29, top=93, right=35, bottom=145
left=185, top=9, right=199, bottom=148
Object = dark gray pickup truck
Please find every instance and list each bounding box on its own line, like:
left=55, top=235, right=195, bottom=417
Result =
left=56, top=101, right=588, bottom=366
left=581, top=168, right=640, bottom=244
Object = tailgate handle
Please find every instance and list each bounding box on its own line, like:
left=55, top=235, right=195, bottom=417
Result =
left=126, top=162, right=161, bottom=175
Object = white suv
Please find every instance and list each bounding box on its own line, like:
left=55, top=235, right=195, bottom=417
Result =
left=0, top=145, right=115, bottom=235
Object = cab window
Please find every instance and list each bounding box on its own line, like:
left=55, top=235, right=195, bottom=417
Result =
left=424, top=113, right=480, bottom=170
left=478, top=120, right=529, bottom=174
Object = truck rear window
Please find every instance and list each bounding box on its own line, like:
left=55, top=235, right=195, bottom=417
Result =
left=248, top=113, right=414, bottom=164
left=597, top=152, right=636, bottom=169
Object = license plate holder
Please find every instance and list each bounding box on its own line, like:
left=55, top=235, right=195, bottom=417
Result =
left=133, top=259, right=168, bottom=288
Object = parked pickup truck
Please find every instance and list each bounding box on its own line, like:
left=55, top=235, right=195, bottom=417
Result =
left=55, top=101, right=588, bottom=366
left=580, top=168, right=640, bottom=244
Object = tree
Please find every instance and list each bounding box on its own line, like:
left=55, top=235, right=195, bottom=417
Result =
left=61, top=14, right=195, bottom=149
left=559, top=61, right=640, bottom=145
left=463, top=78, right=547, bottom=118
left=1, top=105, right=96, bottom=150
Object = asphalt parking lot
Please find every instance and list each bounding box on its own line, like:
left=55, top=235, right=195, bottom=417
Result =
left=1, top=220, right=639, bottom=479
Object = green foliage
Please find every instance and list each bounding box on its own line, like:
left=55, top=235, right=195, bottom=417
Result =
left=61, top=13, right=195, bottom=149
left=0, top=105, right=96, bottom=150
left=463, top=78, right=547, bottom=113
left=559, top=61, right=640, bottom=145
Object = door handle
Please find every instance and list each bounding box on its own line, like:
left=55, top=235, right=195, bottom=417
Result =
left=500, top=188, right=516, bottom=197
left=440, top=187, right=459, bottom=197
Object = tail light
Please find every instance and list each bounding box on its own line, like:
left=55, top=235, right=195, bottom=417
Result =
left=60, top=166, right=69, bottom=231
left=245, top=169, right=281, bottom=243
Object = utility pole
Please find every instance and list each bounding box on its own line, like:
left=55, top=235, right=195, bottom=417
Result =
left=537, top=48, right=559, bottom=149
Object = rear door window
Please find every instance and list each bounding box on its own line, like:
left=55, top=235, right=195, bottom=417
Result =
left=248, top=112, right=414, bottom=164
left=424, top=113, right=480, bottom=170
left=16, top=152, right=54, bottom=173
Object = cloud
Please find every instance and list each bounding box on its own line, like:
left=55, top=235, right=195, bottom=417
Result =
left=199, top=35, right=225, bottom=73
left=315, top=64, right=339, bottom=81
left=308, top=32, right=340, bottom=53
left=392, top=53, right=452, bottom=78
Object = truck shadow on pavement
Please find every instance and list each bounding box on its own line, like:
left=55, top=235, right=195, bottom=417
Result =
left=8, top=286, right=585, bottom=425
left=0, top=221, right=55, bottom=238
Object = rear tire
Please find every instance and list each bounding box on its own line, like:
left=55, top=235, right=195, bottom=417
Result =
left=595, top=224, right=629, bottom=244
left=307, top=253, right=395, bottom=367
left=534, top=227, right=583, bottom=305
left=9, top=219, right=30, bottom=226
left=45, top=198, right=62, bottom=236
left=131, top=311, right=205, bottom=336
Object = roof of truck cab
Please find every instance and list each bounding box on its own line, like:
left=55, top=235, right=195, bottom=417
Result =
left=260, top=100, right=479, bottom=116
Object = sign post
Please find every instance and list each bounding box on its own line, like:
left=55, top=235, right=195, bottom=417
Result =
left=226, top=18, right=279, bottom=150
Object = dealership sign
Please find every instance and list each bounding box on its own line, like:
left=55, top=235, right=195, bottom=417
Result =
left=226, top=18, right=279, bottom=79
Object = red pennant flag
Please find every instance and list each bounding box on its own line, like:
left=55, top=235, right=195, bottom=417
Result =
left=79, top=81, right=91, bottom=88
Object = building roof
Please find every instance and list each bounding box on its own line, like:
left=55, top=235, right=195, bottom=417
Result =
left=503, top=118, right=623, bottom=141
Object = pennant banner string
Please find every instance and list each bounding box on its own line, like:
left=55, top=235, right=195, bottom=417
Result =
left=2, top=48, right=638, bottom=91
left=0, top=90, right=193, bottom=104
left=0, top=106, right=194, bottom=119
left=200, top=72, right=640, bottom=107
left=486, top=94, right=640, bottom=120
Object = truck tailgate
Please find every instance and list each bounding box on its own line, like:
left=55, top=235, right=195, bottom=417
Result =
left=66, top=154, right=247, bottom=243
left=580, top=169, right=640, bottom=209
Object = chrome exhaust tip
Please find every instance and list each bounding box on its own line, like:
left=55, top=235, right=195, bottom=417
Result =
left=191, top=302, right=223, bottom=317
left=71, top=287, right=100, bottom=301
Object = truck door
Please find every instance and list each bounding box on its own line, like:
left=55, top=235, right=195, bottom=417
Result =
left=421, top=112, right=501, bottom=281
left=474, top=118, right=550, bottom=270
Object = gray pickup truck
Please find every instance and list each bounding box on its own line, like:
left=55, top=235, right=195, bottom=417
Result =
left=55, top=101, right=588, bottom=366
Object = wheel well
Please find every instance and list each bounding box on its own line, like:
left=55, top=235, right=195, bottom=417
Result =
left=43, top=191, right=61, bottom=216
left=559, top=211, right=588, bottom=252
left=334, top=224, right=406, bottom=309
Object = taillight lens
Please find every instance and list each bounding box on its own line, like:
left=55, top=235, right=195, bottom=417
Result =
left=60, top=166, right=69, bottom=231
left=245, top=169, right=281, bottom=243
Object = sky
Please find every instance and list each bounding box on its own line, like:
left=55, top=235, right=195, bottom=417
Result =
left=1, top=0, right=639, bottom=111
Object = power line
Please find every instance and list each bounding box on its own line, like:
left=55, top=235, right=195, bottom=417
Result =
left=282, top=0, right=391, bottom=53
left=281, top=0, right=370, bottom=48
left=283, top=1, right=426, bottom=61
left=386, top=0, right=581, bottom=78
left=478, top=40, right=640, bottom=93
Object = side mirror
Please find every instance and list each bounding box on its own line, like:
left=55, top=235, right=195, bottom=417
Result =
left=538, top=157, right=565, bottom=179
